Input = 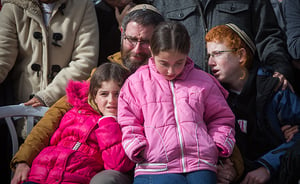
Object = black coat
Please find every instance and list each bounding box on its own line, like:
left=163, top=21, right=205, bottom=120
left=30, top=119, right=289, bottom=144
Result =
left=225, top=65, right=280, bottom=174
left=95, top=1, right=121, bottom=65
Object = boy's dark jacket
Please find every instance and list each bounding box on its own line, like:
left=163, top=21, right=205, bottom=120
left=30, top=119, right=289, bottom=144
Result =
left=226, top=65, right=300, bottom=175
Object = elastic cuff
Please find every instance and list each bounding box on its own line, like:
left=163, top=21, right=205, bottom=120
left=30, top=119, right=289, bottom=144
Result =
left=99, top=115, right=117, bottom=121
left=257, top=159, right=274, bottom=176
left=34, top=95, right=47, bottom=106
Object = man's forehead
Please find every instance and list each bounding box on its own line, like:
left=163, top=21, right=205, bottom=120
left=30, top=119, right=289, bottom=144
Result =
left=125, top=22, right=155, bottom=38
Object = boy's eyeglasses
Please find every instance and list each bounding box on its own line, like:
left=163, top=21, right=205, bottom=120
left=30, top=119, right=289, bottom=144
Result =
left=208, top=49, right=238, bottom=58
left=123, top=33, right=150, bottom=49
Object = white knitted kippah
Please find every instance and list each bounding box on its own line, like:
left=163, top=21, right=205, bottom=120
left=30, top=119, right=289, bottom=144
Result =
left=226, top=23, right=256, bottom=54
left=128, top=4, right=162, bottom=15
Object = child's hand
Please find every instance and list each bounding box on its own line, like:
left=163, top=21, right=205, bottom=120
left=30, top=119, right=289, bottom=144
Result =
left=11, top=163, right=30, bottom=184
left=132, top=148, right=145, bottom=163
left=137, top=150, right=144, bottom=159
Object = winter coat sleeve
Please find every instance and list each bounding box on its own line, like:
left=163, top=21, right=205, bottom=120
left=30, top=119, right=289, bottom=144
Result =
left=96, top=116, right=135, bottom=172
left=252, top=0, right=294, bottom=81
left=283, top=0, right=300, bottom=60
left=204, top=77, right=236, bottom=158
left=0, top=3, right=18, bottom=83
left=10, top=95, right=72, bottom=170
left=117, top=81, right=147, bottom=163
left=35, top=0, right=99, bottom=106
left=256, top=82, right=300, bottom=175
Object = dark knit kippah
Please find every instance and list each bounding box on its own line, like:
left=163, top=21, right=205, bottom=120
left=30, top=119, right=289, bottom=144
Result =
left=226, top=23, right=256, bottom=54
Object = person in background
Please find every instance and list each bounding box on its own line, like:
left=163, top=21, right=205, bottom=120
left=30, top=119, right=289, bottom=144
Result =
left=118, top=21, right=235, bottom=184
left=10, top=4, right=164, bottom=184
left=0, top=0, right=98, bottom=182
left=206, top=24, right=300, bottom=184
left=147, top=0, right=295, bottom=92
left=283, top=0, right=300, bottom=60
left=20, top=62, right=134, bottom=184
left=283, top=0, right=300, bottom=95
left=270, top=0, right=285, bottom=32
left=0, top=0, right=99, bottom=108
left=95, top=0, right=148, bottom=65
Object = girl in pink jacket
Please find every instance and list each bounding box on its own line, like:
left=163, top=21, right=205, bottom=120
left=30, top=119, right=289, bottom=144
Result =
left=118, top=21, right=236, bottom=184
left=24, top=63, right=134, bottom=184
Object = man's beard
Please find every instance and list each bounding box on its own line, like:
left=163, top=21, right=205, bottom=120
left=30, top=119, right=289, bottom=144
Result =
left=121, top=49, right=149, bottom=73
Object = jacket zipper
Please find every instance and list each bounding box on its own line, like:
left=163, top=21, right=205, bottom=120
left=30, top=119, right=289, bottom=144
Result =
left=170, top=81, right=186, bottom=172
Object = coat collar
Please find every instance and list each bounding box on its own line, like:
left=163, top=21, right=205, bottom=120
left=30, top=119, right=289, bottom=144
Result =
left=148, top=56, right=195, bottom=81
left=2, top=0, right=67, bottom=16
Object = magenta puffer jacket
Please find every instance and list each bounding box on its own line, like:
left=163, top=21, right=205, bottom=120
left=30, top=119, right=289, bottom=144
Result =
left=118, top=57, right=235, bottom=176
left=27, top=81, right=134, bottom=184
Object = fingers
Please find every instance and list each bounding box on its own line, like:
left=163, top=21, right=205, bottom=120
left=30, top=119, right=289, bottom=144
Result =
left=282, top=78, right=288, bottom=90
left=217, top=159, right=236, bottom=184
left=11, top=163, right=30, bottom=184
left=223, top=158, right=234, bottom=165
left=272, top=72, right=294, bottom=92
left=20, top=171, right=28, bottom=183
left=281, top=125, right=291, bottom=132
left=217, top=177, right=231, bottom=184
left=122, top=4, right=133, bottom=14
left=11, top=176, right=20, bottom=184
left=115, top=6, right=120, bottom=18
left=23, top=97, right=44, bottom=107
left=287, top=81, right=295, bottom=93
left=217, top=170, right=232, bottom=184
left=282, top=78, right=294, bottom=92
left=273, top=72, right=284, bottom=90
left=284, top=125, right=299, bottom=142
left=241, top=167, right=270, bottom=184
left=115, top=4, right=133, bottom=30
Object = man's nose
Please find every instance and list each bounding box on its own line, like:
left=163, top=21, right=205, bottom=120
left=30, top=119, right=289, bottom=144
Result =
left=132, top=42, right=146, bottom=54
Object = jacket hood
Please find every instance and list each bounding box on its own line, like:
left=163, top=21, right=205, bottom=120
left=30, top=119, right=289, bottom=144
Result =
left=66, top=80, right=90, bottom=107
left=2, top=0, right=42, bottom=15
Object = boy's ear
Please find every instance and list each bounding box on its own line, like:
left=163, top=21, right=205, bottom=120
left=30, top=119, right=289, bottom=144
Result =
left=120, top=26, right=123, bottom=34
left=238, top=48, right=247, bottom=62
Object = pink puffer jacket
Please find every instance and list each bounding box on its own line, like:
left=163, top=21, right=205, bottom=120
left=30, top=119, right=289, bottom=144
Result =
left=28, top=81, right=134, bottom=184
left=118, top=57, right=235, bottom=176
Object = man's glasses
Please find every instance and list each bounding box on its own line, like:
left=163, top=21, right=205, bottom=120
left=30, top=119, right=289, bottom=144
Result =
left=208, top=49, right=238, bottom=58
left=123, top=33, right=150, bottom=49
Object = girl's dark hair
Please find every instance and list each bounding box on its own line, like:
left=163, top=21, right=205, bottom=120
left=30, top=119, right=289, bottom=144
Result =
left=150, top=21, right=190, bottom=55
left=88, top=62, right=129, bottom=112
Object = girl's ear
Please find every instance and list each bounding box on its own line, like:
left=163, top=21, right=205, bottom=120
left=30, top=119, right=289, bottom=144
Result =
left=150, top=47, right=154, bottom=57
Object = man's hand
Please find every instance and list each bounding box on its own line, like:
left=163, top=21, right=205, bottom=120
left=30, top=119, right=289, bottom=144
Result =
left=241, top=167, right=270, bottom=184
left=11, top=163, right=30, bottom=184
left=273, top=72, right=294, bottom=92
left=24, top=97, right=45, bottom=107
left=281, top=125, right=299, bottom=142
left=115, top=3, right=135, bottom=30
left=217, top=158, right=237, bottom=184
